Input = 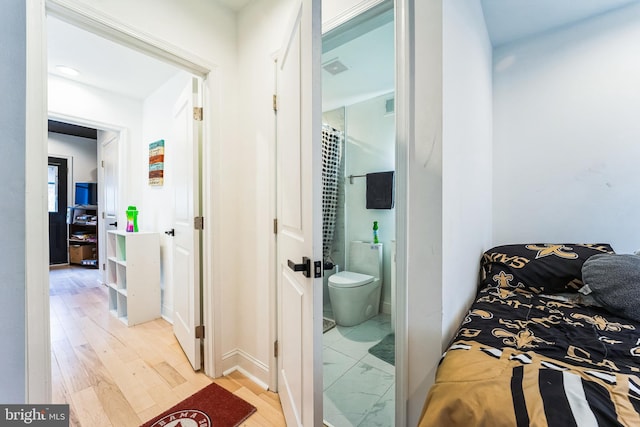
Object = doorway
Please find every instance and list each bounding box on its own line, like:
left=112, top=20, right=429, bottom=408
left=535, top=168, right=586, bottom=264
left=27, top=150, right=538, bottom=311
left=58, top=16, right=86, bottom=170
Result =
left=321, top=1, right=396, bottom=425
left=48, top=156, right=69, bottom=265
left=45, top=5, right=213, bottom=377
left=48, top=120, right=99, bottom=268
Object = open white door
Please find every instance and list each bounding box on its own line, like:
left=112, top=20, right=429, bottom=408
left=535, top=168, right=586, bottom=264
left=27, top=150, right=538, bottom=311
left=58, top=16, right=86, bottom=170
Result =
left=98, top=130, right=119, bottom=280
left=172, top=77, right=203, bottom=370
left=276, top=0, right=322, bottom=425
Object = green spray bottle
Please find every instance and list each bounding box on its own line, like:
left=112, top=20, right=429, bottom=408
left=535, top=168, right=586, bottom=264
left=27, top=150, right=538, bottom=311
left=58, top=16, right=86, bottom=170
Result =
left=126, top=206, right=139, bottom=232
left=373, top=221, right=379, bottom=244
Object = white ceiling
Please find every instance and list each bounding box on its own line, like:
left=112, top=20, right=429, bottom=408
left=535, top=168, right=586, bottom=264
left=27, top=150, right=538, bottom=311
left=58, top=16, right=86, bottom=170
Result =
left=322, top=20, right=395, bottom=111
left=47, top=15, right=182, bottom=100
left=46, top=0, right=256, bottom=101
left=47, top=1, right=640, bottom=106
left=216, top=0, right=255, bottom=11
left=481, top=0, right=640, bottom=47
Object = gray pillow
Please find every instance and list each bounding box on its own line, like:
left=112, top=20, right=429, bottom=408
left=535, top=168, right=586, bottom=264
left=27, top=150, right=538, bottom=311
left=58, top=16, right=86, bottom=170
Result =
left=581, top=253, right=640, bottom=322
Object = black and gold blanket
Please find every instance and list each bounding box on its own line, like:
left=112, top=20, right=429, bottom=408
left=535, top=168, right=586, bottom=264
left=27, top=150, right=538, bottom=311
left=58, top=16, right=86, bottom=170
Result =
left=419, top=285, right=640, bottom=426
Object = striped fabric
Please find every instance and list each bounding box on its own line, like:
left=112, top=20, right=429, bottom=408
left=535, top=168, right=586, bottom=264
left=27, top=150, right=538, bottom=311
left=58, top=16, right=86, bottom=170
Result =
left=420, top=285, right=640, bottom=426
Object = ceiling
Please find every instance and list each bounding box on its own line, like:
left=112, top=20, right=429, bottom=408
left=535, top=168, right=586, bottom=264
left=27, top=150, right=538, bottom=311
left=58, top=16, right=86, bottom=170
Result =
left=216, top=0, right=255, bottom=11
left=481, top=0, right=640, bottom=47
left=321, top=2, right=394, bottom=110
left=47, top=1, right=640, bottom=116
left=47, top=0, right=256, bottom=101
left=47, top=15, right=182, bottom=101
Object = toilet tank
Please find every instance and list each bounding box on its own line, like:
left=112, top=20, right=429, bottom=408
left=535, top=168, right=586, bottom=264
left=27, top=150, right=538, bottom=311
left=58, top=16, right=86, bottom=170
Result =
left=349, top=241, right=383, bottom=279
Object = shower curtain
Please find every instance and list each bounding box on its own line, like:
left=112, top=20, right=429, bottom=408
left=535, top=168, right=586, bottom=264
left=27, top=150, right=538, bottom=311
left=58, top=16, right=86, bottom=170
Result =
left=322, top=124, right=343, bottom=262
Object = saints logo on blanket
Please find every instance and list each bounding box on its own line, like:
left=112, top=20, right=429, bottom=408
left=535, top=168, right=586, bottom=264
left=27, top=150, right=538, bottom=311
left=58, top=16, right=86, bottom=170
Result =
left=420, top=284, right=640, bottom=426
left=525, top=244, right=580, bottom=260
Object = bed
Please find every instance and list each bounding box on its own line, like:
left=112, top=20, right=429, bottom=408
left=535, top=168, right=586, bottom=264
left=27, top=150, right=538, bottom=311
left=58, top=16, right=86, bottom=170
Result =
left=419, top=243, right=640, bottom=427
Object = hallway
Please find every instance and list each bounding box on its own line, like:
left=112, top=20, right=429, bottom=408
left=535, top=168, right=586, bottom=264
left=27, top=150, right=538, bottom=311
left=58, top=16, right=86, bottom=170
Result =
left=49, top=266, right=285, bottom=426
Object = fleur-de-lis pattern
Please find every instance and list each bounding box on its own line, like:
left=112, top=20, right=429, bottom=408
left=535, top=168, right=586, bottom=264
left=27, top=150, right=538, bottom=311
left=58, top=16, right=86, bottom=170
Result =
left=571, top=313, right=636, bottom=332
left=420, top=282, right=640, bottom=427
left=525, top=244, right=580, bottom=260
left=492, top=327, right=555, bottom=349
left=480, top=243, right=614, bottom=293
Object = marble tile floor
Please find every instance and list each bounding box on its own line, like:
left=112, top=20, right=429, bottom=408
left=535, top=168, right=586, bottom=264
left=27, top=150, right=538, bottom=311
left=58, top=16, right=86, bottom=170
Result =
left=322, top=308, right=395, bottom=427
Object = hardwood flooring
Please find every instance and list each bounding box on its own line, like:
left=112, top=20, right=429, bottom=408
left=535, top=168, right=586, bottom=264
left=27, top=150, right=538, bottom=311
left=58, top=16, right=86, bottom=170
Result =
left=49, top=265, right=286, bottom=427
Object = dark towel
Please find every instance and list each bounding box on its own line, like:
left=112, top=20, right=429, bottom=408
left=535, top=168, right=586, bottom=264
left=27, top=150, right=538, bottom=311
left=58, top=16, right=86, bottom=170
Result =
left=366, top=171, right=394, bottom=209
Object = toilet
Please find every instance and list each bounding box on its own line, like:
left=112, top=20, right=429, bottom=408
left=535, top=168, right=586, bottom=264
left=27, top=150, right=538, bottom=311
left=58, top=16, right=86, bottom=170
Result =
left=328, top=241, right=383, bottom=327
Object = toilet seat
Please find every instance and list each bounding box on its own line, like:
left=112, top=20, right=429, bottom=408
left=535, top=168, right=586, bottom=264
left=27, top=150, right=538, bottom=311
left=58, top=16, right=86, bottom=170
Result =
left=328, top=271, right=374, bottom=288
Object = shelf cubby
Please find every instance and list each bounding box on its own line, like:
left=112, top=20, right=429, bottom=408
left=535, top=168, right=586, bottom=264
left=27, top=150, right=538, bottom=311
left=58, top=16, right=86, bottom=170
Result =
left=106, top=230, right=160, bottom=326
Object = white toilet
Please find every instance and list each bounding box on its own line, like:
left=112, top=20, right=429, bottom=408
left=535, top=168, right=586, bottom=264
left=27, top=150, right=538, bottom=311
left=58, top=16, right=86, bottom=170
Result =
left=328, top=241, right=383, bottom=327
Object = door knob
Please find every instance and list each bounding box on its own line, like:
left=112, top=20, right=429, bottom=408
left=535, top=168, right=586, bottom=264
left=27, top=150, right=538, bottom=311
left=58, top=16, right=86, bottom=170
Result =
left=109, top=221, right=117, bottom=227
left=287, top=257, right=322, bottom=278
left=288, top=257, right=310, bottom=276
left=165, top=228, right=175, bottom=236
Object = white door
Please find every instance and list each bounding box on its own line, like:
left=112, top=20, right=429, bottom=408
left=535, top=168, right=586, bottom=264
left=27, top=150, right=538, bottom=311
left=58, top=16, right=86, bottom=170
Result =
left=172, top=77, right=203, bottom=370
left=276, top=0, right=322, bottom=425
left=98, top=130, right=119, bottom=280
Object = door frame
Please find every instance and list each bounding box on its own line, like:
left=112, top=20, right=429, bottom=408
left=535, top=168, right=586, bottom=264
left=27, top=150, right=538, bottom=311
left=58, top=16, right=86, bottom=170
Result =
left=48, top=113, right=125, bottom=276
left=310, top=1, right=409, bottom=425
left=265, top=0, right=410, bottom=421
left=47, top=154, right=72, bottom=264
left=394, top=0, right=409, bottom=425
left=96, top=128, right=122, bottom=279
left=26, top=0, right=221, bottom=401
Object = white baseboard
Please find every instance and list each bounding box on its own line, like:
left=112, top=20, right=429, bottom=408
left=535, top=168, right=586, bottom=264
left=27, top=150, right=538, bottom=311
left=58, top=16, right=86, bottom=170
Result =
left=381, top=300, right=392, bottom=314
left=221, top=348, right=269, bottom=390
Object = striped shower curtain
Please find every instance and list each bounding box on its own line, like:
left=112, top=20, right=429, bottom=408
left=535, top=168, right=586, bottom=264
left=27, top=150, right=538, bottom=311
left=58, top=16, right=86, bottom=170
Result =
left=322, top=124, right=343, bottom=262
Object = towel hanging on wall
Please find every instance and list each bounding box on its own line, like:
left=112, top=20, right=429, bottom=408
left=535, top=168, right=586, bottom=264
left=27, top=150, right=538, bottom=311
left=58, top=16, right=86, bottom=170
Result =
left=366, top=171, right=395, bottom=209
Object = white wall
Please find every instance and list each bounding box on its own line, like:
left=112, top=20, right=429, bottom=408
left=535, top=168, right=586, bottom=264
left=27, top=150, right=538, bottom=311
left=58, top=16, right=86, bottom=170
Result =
left=344, top=93, right=396, bottom=311
left=52, top=0, right=239, bottom=381
left=0, top=0, right=26, bottom=403
left=322, top=1, right=489, bottom=425
left=49, top=61, right=194, bottom=327
left=406, top=0, right=443, bottom=424
left=402, top=0, right=493, bottom=424
left=234, top=0, right=401, bottom=393
left=235, top=0, right=291, bottom=385
left=142, top=71, right=192, bottom=320
left=493, top=3, right=640, bottom=253
left=49, top=74, right=143, bottom=215
left=442, top=1, right=493, bottom=344
left=46, top=0, right=241, bottom=378
left=48, top=133, right=98, bottom=199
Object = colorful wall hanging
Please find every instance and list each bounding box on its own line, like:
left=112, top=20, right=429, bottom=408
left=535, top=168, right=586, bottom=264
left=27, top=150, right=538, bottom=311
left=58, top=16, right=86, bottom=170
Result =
left=149, top=139, right=165, bottom=186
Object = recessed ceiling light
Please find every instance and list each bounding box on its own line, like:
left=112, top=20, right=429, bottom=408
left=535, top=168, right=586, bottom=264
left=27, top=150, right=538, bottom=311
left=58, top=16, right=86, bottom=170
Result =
left=56, top=65, right=80, bottom=77
left=322, top=59, right=348, bottom=75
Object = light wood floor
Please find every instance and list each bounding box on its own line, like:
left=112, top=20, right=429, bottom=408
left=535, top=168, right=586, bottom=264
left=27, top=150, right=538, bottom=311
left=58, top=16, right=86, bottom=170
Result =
left=49, top=265, right=286, bottom=427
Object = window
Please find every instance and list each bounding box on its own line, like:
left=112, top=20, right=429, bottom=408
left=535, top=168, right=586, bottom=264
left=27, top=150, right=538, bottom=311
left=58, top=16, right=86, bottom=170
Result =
left=48, top=164, right=58, bottom=213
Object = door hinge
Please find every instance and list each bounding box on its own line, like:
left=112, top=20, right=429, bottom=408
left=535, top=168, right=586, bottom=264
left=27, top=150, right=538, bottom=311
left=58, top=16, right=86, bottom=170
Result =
left=101, top=160, right=105, bottom=167
left=195, top=325, right=205, bottom=339
left=274, top=340, right=278, bottom=358
left=194, top=216, right=204, bottom=230
left=102, top=263, right=106, bottom=271
left=273, top=94, right=277, bottom=112
left=273, top=218, right=278, bottom=234
left=102, top=212, right=105, bottom=219
left=193, top=107, right=203, bottom=121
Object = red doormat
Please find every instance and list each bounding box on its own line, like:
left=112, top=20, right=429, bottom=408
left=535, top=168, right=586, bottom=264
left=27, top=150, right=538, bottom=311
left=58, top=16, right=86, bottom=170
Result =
left=140, top=382, right=257, bottom=427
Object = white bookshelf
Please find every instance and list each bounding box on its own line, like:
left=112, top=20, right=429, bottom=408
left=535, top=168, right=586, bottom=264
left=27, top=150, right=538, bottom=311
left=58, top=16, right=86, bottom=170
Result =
left=106, top=230, right=160, bottom=326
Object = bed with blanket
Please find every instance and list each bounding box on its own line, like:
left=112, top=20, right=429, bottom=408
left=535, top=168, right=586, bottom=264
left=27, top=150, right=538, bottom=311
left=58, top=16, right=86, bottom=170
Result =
left=419, top=243, right=640, bottom=427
